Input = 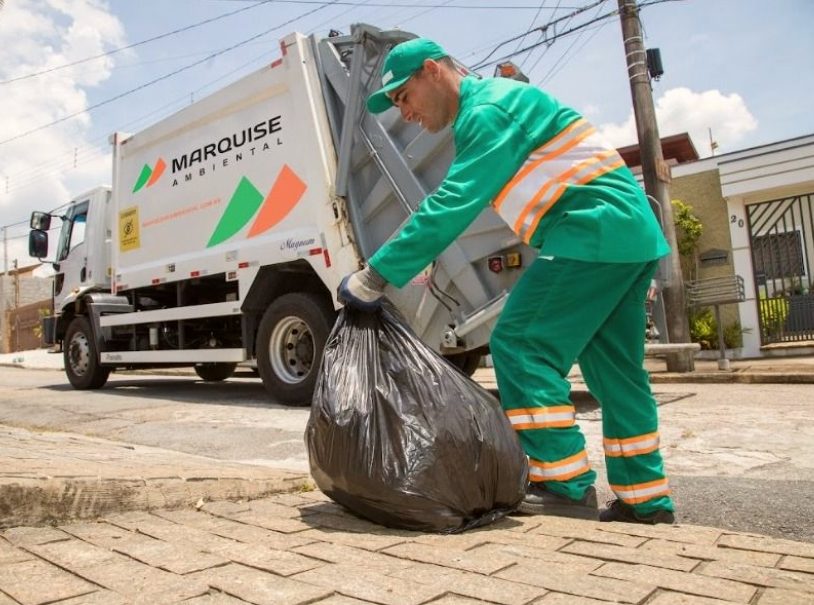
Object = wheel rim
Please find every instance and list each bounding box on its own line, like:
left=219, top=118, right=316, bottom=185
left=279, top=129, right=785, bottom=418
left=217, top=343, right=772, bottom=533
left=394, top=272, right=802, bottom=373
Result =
left=68, top=331, right=91, bottom=377
left=268, top=315, right=314, bottom=384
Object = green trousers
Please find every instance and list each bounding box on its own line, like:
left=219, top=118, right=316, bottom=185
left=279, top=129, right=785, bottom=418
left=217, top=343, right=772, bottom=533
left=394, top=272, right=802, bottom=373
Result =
left=490, top=255, right=674, bottom=514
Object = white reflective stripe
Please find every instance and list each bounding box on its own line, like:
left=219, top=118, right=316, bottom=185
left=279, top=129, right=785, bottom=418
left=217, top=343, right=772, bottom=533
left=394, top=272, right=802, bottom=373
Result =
left=493, top=135, right=625, bottom=243
left=604, top=432, right=660, bottom=457
left=529, top=118, right=595, bottom=161
left=610, top=479, right=671, bottom=504
left=528, top=450, right=590, bottom=481
left=506, top=406, right=575, bottom=429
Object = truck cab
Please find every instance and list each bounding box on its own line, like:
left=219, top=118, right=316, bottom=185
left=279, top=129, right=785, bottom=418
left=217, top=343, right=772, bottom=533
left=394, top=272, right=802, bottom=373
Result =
left=29, top=187, right=112, bottom=312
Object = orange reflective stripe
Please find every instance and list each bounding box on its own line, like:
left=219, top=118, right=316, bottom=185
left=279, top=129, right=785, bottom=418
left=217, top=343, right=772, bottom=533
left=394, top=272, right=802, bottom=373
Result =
left=610, top=478, right=671, bottom=505
left=521, top=183, right=567, bottom=243
left=604, top=432, right=660, bottom=458
left=512, top=179, right=558, bottom=233
left=505, top=405, right=576, bottom=430
left=529, top=450, right=591, bottom=482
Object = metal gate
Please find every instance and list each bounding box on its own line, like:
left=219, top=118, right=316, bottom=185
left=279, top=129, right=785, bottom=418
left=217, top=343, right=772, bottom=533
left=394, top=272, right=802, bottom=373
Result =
left=746, top=192, right=814, bottom=344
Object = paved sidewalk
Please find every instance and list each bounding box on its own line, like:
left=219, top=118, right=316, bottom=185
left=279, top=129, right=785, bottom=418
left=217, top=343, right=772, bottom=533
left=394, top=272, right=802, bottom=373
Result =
left=0, top=351, right=812, bottom=603
left=1, top=489, right=813, bottom=604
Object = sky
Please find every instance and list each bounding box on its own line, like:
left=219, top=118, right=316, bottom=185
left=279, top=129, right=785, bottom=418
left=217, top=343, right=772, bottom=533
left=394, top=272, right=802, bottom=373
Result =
left=0, top=0, right=812, bottom=270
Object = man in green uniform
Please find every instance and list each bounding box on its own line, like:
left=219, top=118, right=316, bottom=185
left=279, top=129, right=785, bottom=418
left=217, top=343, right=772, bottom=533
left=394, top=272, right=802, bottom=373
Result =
left=339, top=37, right=675, bottom=524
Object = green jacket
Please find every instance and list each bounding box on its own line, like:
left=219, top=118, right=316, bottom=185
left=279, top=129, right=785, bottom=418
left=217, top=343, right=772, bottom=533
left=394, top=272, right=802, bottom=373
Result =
left=370, top=76, right=670, bottom=288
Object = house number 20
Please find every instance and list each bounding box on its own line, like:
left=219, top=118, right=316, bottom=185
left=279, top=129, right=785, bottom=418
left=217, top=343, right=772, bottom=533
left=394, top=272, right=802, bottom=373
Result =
left=730, top=215, right=744, bottom=228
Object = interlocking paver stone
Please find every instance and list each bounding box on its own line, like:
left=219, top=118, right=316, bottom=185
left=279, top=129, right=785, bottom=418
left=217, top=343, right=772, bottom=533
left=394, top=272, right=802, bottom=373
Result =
left=157, top=509, right=317, bottom=550
left=191, top=562, right=332, bottom=605
left=495, top=561, right=656, bottom=603
left=296, top=527, right=410, bottom=551
left=593, top=562, right=756, bottom=603
left=181, top=592, right=254, bottom=605
left=598, top=524, right=723, bottom=546
left=645, top=593, right=735, bottom=605
left=699, top=560, right=814, bottom=592
left=26, top=538, right=128, bottom=569
left=0, top=558, right=97, bottom=605
left=717, top=534, right=814, bottom=558
left=382, top=541, right=517, bottom=574
left=214, top=541, right=325, bottom=576
left=531, top=593, right=621, bottom=604
left=638, top=539, right=782, bottom=567
left=311, top=596, right=386, bottom=605
left=416, top=529, right=569, bottom=552
left=49, top=590, right=131, bottom=605
left=2, top=526, right=70, bottom=546
left=778, top=555, right=814, bottom=574
left=756, top=587, right=814, bottom=605
left=291, top=563, right=444, bottom=605
left=562, top=540, right=699, bottom=572
left=389, top=561, right=546, bottom=605
left=72, top=559, right=208, bottom=600
left=0, top=540, right=33, bottom=564
left=527, top=520, right=648, bottom=548
left=293, top=540, right=413, bottom=573
left=111, top=536, right=228, bottom=574
left=469, top=542, right=601, bottom=570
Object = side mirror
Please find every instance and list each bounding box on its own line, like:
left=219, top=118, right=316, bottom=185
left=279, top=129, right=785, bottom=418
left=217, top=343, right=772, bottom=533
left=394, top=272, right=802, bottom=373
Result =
left=29, top=230, right=49, bottom=258
left=30, top=211, right=51, bottom=231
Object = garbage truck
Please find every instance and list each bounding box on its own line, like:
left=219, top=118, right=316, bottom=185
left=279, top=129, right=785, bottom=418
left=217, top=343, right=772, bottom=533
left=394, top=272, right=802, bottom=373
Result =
left=28, top=24, right=535, bottom=405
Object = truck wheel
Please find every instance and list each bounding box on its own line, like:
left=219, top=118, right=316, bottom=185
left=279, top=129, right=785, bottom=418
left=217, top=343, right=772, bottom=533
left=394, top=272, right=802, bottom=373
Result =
left=445, top=352, right=482, bottom=377
left=64, top=316, right=111, bottom=389
left=194, top=363, right=237, bottom=382
left=256, top=292, right=335, bottom=406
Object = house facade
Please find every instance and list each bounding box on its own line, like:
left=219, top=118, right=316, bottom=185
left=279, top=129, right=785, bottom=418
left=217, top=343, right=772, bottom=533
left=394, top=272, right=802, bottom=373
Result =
left=670, top=134, right=814, bottom=357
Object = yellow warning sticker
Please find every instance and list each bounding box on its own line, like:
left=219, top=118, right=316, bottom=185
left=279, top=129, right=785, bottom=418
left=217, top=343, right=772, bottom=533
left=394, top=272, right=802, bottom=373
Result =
left=119, top=206, right=140, bottom=252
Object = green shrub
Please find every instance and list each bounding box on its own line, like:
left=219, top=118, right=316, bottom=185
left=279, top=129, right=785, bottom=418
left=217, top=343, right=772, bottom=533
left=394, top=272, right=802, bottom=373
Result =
left=689, top=308, right=744, bottom=349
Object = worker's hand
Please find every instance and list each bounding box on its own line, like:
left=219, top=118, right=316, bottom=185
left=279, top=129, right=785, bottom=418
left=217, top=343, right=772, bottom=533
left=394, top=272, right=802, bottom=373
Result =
left=338, top=266, right=387, bottom=312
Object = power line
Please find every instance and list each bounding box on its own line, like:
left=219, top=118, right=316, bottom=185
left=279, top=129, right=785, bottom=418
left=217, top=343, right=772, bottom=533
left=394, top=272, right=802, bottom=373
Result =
left=208, top=1, right=587, bottom=7
left=0, top=0, right=278, bottom=85
left=0, top=2, right=338, bottom=148
left=470, top=0, right=608, bottom=70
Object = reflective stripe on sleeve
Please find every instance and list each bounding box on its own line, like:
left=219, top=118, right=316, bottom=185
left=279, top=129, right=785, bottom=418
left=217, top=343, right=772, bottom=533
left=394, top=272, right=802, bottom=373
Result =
left=610, top=478, right=671, bottom=505
left=505, top=405, right=576, bottom=430
left=528, top=450, right=591, bottom=482
left=604, top=431, right=660, bottom=458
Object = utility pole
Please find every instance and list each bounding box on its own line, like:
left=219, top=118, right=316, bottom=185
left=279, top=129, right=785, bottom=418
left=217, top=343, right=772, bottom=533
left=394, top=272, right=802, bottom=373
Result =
left=618, top=0, right=692, bottom=371
left=0, top=227, right=6, bottom=354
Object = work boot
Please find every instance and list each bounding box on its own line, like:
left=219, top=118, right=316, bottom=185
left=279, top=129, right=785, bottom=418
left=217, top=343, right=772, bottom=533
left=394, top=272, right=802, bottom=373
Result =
left=515, top=483, right=598, bottom=520
left=599, top=499, right=676, bottom=525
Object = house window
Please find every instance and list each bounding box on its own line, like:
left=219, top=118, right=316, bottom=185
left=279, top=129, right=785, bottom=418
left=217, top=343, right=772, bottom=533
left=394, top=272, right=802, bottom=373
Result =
left=752, top=231, right=805, bottom=279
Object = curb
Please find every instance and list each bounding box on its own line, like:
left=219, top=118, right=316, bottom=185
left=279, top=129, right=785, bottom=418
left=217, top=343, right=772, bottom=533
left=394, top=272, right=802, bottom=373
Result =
left=0, top=473, right=314, bottom=530
left=650, top=372, right=814, bottom=384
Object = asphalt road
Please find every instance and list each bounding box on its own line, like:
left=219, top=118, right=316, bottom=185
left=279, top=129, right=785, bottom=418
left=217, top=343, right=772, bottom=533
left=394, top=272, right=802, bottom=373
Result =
left=0, top=366, right=812, bottom=542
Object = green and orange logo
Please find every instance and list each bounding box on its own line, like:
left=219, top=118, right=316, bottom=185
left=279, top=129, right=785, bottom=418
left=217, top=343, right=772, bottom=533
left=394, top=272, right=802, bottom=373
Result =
left=132, top=158, right=166, bottom=192
left=207, top=164, right=307, bottom=247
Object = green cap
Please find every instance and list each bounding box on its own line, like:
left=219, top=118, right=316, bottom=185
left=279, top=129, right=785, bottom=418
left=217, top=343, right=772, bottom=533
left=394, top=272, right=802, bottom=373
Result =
left=366, top=38, right=449, bottom=114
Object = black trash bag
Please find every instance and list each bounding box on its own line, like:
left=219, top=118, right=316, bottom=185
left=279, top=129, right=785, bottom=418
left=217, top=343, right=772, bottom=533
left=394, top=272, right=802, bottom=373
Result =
left=306, top=305, right=528, bottom=533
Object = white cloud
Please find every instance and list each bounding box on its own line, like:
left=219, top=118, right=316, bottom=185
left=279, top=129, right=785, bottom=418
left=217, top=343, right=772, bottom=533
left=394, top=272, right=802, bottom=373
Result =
left=0, top=0, right=125, bottom=268
left=598, top=87, right=758, bottom=158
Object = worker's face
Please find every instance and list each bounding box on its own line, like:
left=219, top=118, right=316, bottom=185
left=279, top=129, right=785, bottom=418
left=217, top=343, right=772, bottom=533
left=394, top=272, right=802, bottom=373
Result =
left=389, top=61, right=453, bottom=133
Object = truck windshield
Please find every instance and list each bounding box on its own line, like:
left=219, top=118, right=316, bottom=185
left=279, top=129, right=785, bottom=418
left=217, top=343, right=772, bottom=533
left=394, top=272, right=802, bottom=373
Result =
left=57, top=201, right=89, bottom=261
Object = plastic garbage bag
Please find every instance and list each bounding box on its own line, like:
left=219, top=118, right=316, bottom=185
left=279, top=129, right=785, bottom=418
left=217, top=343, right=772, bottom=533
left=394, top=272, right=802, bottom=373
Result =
left=305, top=305, right=528, bottom=533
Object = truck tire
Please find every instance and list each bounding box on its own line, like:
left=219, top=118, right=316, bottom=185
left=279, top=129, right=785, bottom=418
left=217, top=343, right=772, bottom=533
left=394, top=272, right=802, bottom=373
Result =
left=194, top=363, right=237, bottom=382
left=445, top=352, right=482, bottom=377
left=256, top=292, right=335, bottom=406
left=64, top=316, right=111, bottom=389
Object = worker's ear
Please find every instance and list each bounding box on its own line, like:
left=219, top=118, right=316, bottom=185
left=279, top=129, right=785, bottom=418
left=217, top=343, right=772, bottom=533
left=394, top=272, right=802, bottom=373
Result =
left=422, top=58, right=442, bottom=80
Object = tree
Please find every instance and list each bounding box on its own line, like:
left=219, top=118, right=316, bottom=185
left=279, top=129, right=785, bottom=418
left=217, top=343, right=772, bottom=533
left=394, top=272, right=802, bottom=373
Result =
left=672, top=199, right=703, bottom=282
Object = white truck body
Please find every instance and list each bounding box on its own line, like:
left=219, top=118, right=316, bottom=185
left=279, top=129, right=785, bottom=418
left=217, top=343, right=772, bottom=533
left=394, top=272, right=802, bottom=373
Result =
left=30, top=25, right=535, bottom=404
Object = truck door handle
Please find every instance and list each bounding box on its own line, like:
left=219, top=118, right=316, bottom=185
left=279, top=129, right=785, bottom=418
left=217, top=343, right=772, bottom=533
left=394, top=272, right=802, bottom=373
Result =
left=80, top=267, right=87, bottom=282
